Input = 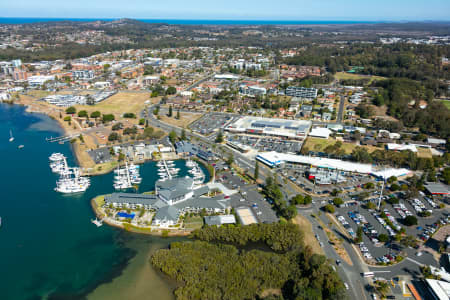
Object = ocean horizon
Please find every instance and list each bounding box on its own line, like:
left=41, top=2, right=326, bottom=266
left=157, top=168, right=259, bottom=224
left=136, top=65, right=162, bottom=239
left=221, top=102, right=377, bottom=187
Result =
left=0, top=17, right=381, bottom=25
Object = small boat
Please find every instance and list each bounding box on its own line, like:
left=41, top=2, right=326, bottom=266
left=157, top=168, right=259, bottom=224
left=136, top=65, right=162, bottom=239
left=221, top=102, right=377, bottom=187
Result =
left=18, top=145, right=24, bottom=149
left=9, top=130, right=14, bottom=142
left=91, top=218, right=103, bottom=227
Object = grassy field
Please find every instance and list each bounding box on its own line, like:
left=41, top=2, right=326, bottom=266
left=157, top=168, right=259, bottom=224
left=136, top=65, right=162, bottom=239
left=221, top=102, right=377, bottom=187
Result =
left=184, top=215, right=204, bottom=230
left=304, top=137, right=381, bottom=154
left=93, top=195, right=105, bottom=207
left=159, top=112, right=202, bottom=128
left=75, top=91, right=151, bottom=117
left=26, top=90, right=51, bottom=98
left=292, top=215, right=324, bottom=255
left=335, top=72, right=386, bottom=84
left=417, top=148, right=432, bottom=159
left=442, top=100, right=450, bottom=110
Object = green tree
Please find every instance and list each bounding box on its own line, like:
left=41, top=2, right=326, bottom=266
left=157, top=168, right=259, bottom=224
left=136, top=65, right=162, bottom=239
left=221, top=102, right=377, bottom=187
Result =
left=284, top=205, right=298, bottom=220
left=176, top=110, right=180, bottom=119
left=226, top=154, right=234, bottom=166
left=181, top=129, right=187, bottom=141
left=324, top=204, right=335, bottom=213
left=443, top=168, right=450, bottom=185
left=333, top=198, right=344, bottom=206
left=378, top=234, right=389, bottom=243
left=390, top=183, right=400, bottom=191
left=168, top=130, right=177, bottom=144
left=387, top=176, right=397, bottom=184
left=90, top=111, right=101, bottom=119
left=166, top=86, right=177, bottom=95
left=355, top=226, right=363, bottom=243
left=65, top=106, right=76, bottom=114
left=291, top=194, right=304, bottom=205
left=102, top=114, right=115, bottom=123
left=112, top=122, right=123, bottom=131
left=123, top=113, right=136, bottom=118
left=139, top=118, right=145, bottom=125
left=403, top=215, right=418, bottom=226
left=215, top=131, right=224, bottom=143
left=108, top=132, right=119, bottom=141
left=168, top=105, right=173, bottom=117
left=254, top=162, right=259, bottom=180
left=366, top=201, right=376, bottom=209
left=304, top=195, right=312, bottom=204
left=77, top=110, right=88, bottom=118
left=364, top=182, right=375, bottom=189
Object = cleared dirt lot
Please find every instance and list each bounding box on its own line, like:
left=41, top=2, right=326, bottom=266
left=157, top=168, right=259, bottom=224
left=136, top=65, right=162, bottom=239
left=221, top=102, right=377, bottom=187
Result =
left=304, top=137, right=381, bottom=154
left=292, top=215, right=324, bottom=255
left=75, top=92, right=151, bottom=118
left=159, top=112, right=202, bottom=128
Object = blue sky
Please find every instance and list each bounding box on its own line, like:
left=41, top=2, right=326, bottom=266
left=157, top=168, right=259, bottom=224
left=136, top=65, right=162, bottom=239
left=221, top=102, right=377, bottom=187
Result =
left=1, top=0, right=449, bottom=21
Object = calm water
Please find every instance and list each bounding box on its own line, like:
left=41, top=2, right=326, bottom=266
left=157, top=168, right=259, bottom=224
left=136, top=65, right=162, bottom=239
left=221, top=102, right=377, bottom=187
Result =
left=0, top=103, right=196, bottom=300
left=0, top=17, right=378, bottom=25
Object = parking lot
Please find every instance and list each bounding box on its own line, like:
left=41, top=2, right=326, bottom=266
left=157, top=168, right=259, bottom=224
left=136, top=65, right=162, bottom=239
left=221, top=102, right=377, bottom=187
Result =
left=189, top=113, right=235, bottom=136
left=88, top=147, right=113, bottom=164
left=333, top=193, right=449, bottom=266
left=217, top=170, right=278, bottom=224
left=227, top=134, right=303, bottom=154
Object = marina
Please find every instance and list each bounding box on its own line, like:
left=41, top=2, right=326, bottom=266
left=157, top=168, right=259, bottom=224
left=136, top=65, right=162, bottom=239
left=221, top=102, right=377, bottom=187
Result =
left=49, top=153, right=91, bottom=193
left=113, top=161, right=142, bottom=190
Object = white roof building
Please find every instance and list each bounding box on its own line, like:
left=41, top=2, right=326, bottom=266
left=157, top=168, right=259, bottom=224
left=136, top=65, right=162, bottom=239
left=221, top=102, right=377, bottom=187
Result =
left=226, top=116, right=311, bottom=140
left=256, top=151, right=411, bottom=179
left=28, top=75, right=55, bottom=86
left=386, top=143, right=418, bottom=152
left=425, top=279, right=450, bottom=300
left=214, top=74, right=239, bottom=80
left=309, top=127, right=331, bottom=139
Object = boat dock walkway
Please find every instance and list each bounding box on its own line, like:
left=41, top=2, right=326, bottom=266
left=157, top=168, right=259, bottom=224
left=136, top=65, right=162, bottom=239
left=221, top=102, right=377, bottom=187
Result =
left=162, top=159, right=173, bottom=180
left=46, top=134, right=80, bottom=143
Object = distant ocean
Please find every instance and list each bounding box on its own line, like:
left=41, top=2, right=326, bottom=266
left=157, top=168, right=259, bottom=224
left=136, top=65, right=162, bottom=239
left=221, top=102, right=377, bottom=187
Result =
left=0, top=17, right=378, bottom=25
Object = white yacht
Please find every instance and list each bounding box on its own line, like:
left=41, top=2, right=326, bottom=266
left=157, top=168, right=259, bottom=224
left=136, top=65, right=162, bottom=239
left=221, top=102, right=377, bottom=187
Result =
left=53, top=156, right=90, bottom=194
left=49, top=153, right=65, bottom=162
left=9, top=129, right=14, bottom=142
left=186, top=159, right=196, bottom=168
left=113, top=161, right=140, bottom=190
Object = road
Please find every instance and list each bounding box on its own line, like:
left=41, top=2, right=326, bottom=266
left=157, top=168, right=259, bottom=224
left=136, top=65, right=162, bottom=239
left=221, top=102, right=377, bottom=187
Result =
left=337, top=94, right=346, bottom=123
left=185, top=73, right=215, bottom=91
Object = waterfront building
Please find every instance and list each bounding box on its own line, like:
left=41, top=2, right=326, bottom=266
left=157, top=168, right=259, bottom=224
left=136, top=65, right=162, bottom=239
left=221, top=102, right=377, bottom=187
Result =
left=104, top=177, right=231, bottom=228
left=155, top=177, right=195, bottom=205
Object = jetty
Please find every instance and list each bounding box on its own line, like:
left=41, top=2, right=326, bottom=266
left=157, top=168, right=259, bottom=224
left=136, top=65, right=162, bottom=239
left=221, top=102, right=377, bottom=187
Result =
left=162, top=159, right=173, bottom=180
left=45, top=134, right=80, bottom=143
left=91, top=218, right=103, bottom=227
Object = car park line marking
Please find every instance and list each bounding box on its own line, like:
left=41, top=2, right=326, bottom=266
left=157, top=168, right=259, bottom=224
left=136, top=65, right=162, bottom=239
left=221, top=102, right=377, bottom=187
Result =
left=405, top=257, right=424, bottom=267
left=372, top=270, right=391, bottom=273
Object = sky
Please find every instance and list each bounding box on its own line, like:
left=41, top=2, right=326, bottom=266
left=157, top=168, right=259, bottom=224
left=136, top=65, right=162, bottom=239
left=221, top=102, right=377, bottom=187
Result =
left=1, top=0, right=450, bottom=21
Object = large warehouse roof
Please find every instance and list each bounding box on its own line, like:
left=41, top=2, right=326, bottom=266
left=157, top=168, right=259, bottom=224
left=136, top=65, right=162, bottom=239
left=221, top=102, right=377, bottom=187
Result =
left=225, top=116, right=311, bottom=139
left=256, top=151, right=411, bottom=179
left=424, top=182, right=449, bottom=195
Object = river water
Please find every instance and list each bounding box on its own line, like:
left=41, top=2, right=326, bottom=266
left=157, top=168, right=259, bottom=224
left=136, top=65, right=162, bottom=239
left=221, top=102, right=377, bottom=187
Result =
left=0, top=103, right=194, bottom=300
